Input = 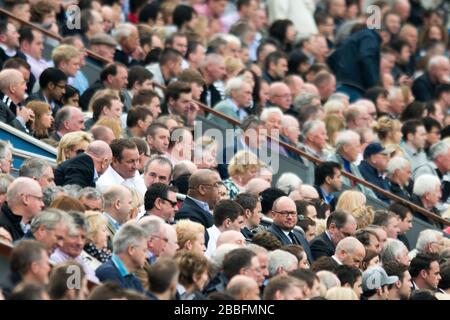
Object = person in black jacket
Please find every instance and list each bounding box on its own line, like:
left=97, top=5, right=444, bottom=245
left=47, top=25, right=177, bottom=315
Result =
left=388, top=203, right=413, bottom=251
left=310, top=210, right=357, bottom=261
left=387, top=156, right=413, bottom=202
left=412, top=55, right=450, bottom=102
left=267, top=196, right=314, bottom=264
left=54, top=140, right=112, bottom=188
left=0, top=177, right=44, bottom=241
left=175, top=169, right=221, bottom=229
left=314, top=161, right=342, bottom=212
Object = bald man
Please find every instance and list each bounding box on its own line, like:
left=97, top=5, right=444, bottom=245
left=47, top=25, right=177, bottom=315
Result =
left=175, top=169, right=221, bottom=228
left=54, top=140, right=113, bottom=188
left=268, top=82, right=292, bottom=112
left=227, top=275, right=261, bottom=300
left=332, top=236, right=366, bottom=268
left=267, top=196, right=314, bottom=263
left=216, top=230, right=246, bottom=249
left=0, top=68, right=34, bottom=133
left=0, top=177, right=44, bottom=241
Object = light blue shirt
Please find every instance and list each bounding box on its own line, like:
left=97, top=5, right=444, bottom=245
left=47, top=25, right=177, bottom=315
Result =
left=188, top=196, right=211, bottom=214
left=111, top=254, right=130, bottom=277
left=104, top=212, right=121, bottom=233
left=227, top=98, right=248, bottom=121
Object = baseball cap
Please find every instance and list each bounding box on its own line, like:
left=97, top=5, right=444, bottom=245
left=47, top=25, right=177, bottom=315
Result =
left=362, top=266, right=399, bottom=292
left=363, top=142, right=394, bottom=159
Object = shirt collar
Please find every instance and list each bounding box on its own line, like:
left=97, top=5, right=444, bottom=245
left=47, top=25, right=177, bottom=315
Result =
left=320, top=187, right=335, bottom=203
left=103, top=212, right=121, bottom=231
left=111, top=254, right=130, bottom=277
left=0, top=43, right=16, bottom=56
left=187, top=196, right=211, bottom=213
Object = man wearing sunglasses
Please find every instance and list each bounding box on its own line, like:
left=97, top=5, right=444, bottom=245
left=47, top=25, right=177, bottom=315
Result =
left=143, top=183, right=178, bottom=223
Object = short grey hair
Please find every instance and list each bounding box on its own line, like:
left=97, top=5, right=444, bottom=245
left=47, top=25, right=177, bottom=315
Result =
left=428, top=55, right=449, bottom=70
left=294, top=93, right=320, bottom=111
left=225, top=77, right=245, bottom=96
left=381, top=239, right=408, bottom=264
left=30, top=208, right=73, bottom=234
left=415, top=229, right=443, bottom=253
left=413, top=174, right=440, bottom=197
left=246, top=243, right=268, bottom=255
left=221, top=34, right=241, bottom=46
left=138, top=215, right=165, bottom=238
left=302, top=120, right=324, bottom=137
left=268, top=249, right=298, bottom=277
left=0, top=174, right=13, bottom=194
left=111, top=23, right=136, bottom=43
left=335, top=237, right=362, bottom=254
left=63, top=184, right=82, bottom=198
left=260, top=107, right=283, bottom=123
left=19, top=158, right=51, bottom=180
left=77, top=187, right=103, bottom=202
left=429, top=141, right=450, bottom=161
left=43, top=185, right=66, bottom=207
left=211, top=243, right=240, bottom=269
left=276, top=173, right=302, bottom=194
left=281, top=115, right=299, bottom=129
left=0, top=140, right=12, bottom=159
left=335, top=130, right=360, bottom=151
left=316, top=270, right=341, bottom=290
left=386, top=156, right=410, bottom=177
left=113, top=222, right=148, bottom=254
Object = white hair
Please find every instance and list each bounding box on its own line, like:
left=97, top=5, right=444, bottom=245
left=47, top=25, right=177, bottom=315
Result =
left=281, top=114, right=299, bottom=129
left=276, top=173, right=303, bottom=194
left=221, top=34, right=241, bottom=46
left=428, top=55, right=449, bottom=70
left=413, top=174, right=441, bottom=197
left=335, top=130, right=360, bottom=151
left=225, top=77, right=245, bottom=96
left=138, top=215, right=165, bottom=238
left=302, top=120, right=324, bottom=137
left=429, top=141, right=450, bottom=161
left=335, top=237, right=362, bottom=254
left=381, top=239, right=408, bottom=264
left=111, top=23, right=136, bottom=42
left=268, top=249, right=298, bottom=277
left=316, top=270, right=341, bottom=290
left=386, top=156, right=410, bottom=177
left=388, top=86, right=402, bottom=100
left=211, top=243, right=239, bottom=268
left=113, top=222, right=148, bottom=254
left=260, top=107, right=283, bottom=123
left=415, top=229, right=443, bottom=253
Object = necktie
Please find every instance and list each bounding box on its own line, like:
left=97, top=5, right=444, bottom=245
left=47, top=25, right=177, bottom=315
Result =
left=288, top=231, right=298, bottom=245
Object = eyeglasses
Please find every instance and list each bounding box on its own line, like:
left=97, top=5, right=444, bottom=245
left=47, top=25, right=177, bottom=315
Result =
left=23, top=193, right=43, bottom=201
left=201, top=182, right=222, bottom=189
left=55, top=83, right=66, bottom=89
left=160, top=197, right=177, bottom=208
left=152, top=235, right=169, bottom=243
left=273, top=210, right=297, bottom=217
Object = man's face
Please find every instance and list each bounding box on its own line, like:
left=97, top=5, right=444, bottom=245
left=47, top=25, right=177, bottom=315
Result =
left=385, top=14, right=401, bottom=34
left=117, top=190, right=133, bottom=223
left=265, top=112, right=282, bottom=133
left=273, top=58, right=288, bottom=79
left=424, top=261, right=441, bottom=289
left=147, top=128, right=170, bottom=154
left=243, top=256, right=263, bottom=285
left=352, top=276, right=363, bottom=299
left=411, top=125, right=427, bottom=150
left=248, top=201, right=262, bottom=228
left=271, top=86, right=292, bottom=111
left=234, top=83, right=253, bottom=108
left=397, top=164, right=411, bottom=186
left=30, top=31, right=44, bottom=60
left=38, top=166, right=55, bottom=188
left=50, top=80, right=67, bottom=102
left=170, top=92, right=192, bottom=118
left=62, top=228, right=86, bottom=258
left=38, top=221, right=67, bottom=254
left=208, top=60, right=226, bottom=81
left=158, top=190, right=178, bottom=223
left=113, top=147, right=139, bottom=179
left=310, top=124, right=328, bottom=150
left=34, top=250, right=51, bottom=285
left=272, top=200, right=297, bottom=231
left=80, top=197, right=103, bottom=211
left=341, top=246, right=365, bottom=268
left=367, top=234, right=381, bottom=254
left=66, top=109, right=85, bottom=132
left=144, top=161, right=172, bottom=187
left=328, top=168, right=342, bottom=191
left=110, top=66, right=128, bottom=90
left=160, top=226, right=179, bottom=258
left=149, top=226, right=168, bottom=257
left=131, top=238, right=148, bottom=269
left=399, top=271, right=412, bottom=300
left=384, top=217, right=400, bottom=239
left=4, top=23, right=19, bottom=49
left=24, top=188, right=45, bottom=216
left=172, top=36, right=188, bottom=56
left=202, top=173, right=222, bottom=209
left=425, top=184, right=442, bottom=208
left=62, top=56, right=81, bottom=77
left=342, top=138, right=361, bottom=162
left=106, top=99, right=123, bottom=119
left=397, top=212, right=413, bottom=234
left=12, top=73, right=27, bottom=102
left=229, top=215, right=245, bottom=232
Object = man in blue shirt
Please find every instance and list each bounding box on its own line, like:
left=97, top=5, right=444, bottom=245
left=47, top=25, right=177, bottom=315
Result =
left=96, top=222, right=148, bottom=294
left=314, top=161, right=343, bottom=212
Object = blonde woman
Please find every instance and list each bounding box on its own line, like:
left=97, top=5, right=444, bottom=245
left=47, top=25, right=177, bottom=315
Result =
left=26, top=101, right=53, bottom=139
left=175, top=219, right=206, bottom=255
left=84, top=211, right=112, bottom=263
left=56, top=131, right=93, bottom=164
left=324, top=100, right=345, bottom=120
left=128, top=187, right=144, bottom=220
left=325, top=287, right=358, bottom=300
left=224, top=150, right=262, bottom=200
left=95, top=116, right=122, bottom=139
left=373, top=116, right=402, bottom=147
left=336, top=190, right=374, bottom=229
left=324, top=114, right=345, bottom=151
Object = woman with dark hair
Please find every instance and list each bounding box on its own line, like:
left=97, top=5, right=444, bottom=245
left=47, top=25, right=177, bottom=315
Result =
left=268, top=19, right=296, bottom=53
left=172, top=4, right=197, bottom=32
left=61, top=85, right=80, bottom=109
left=288, top=50, right=311, bottom=77
left=400, top=101, right=427, bottom=122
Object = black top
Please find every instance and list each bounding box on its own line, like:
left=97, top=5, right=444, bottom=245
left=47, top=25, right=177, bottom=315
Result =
left=310, top=232, right=336, bottom=260
left=54, top=153, right=96, bottom=188
left=0, top=202, right=24, bottom=242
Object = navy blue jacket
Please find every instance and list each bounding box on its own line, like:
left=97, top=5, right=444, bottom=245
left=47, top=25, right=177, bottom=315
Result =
left=412, top=72, right=436, bottom=102
left=358, top=160, right=390, bottom=202
left=54, top=153, right=96, bottom=188
left=175, top=196, right=213, bottom=229
left=95, top=259, right=145, bottom=294
left=310, top=232, right=336, bottom=260
left=327, top=28, right=381, bottom=92
left=267, top=224, right=314, bottom=264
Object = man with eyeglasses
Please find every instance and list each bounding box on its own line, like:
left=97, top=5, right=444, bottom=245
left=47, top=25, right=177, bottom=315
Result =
left=175, top=169, right=221, bottom=229
left=143, top=183, right=178, bottom=223
left=268, top=82, right=292, bottom=112
left=0, top=177, right=44, bottom=241
left=96, top=138, right=147, bottom=199
left=267, top=196, right=314, bottom=264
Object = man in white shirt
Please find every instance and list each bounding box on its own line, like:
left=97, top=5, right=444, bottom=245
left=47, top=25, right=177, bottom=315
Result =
left=19, top=27, right=49, bottom=81
left=96, top=138, right=147, bottom=198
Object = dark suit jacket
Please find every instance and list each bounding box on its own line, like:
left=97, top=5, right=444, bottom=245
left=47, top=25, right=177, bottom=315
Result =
left=398, top=234, right=411, bottom=251
left=412, top=72, right=436, bottom=102
left=199, top=83, right=223, bottom=108
left=0, top=202, right=24, bottom=241
left=267, top=224, right=313, bottom=263
left=54, top=153, right=96, bottom=188
left=80, top=80, right=105, bottom=111
left=175, top=196, right=213, bottom=229
left=95, top=259, right=145, bottom=293
left=310, top=232, right=336, bottom=260
left=0, top=99, right=28, bottom=133
left=358, top=160, right=390, bottom=202
left=114, top=49, right=142, bottom=68
left=26, top=90, right=62, bottom=116
left=390, top=182, right=412, bottom=202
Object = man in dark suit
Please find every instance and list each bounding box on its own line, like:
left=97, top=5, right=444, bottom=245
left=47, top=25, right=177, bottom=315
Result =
left=314, top=161, right=343, bottom=212
left=387, top=156, right=413, bottom=202
left=266, top=196, right=314, bottom=263
left=54, top=140, right=112, bottom=188
left=388, top=203, right=413, bottom=251
left=113, top=23, right=144, bottom=68
left=412, top=55, right=450, bottom=102
left=175, top=169, right=222, bottom=229
left=310, top=210, right=357, bottom=261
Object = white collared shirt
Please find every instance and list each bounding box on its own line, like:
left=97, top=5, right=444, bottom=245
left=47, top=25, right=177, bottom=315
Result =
left=205, top=225, right=221, bottom=258
left=96, top=165, right=147, bottom=198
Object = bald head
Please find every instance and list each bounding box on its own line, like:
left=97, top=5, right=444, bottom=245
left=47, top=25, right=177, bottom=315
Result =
left=7, top=177, right=41, bottom=204
left=217, top=230, right=246, bottom=248
left=102, top=184, right=132, bottom=223
left=299, top=185, right=319, bottom=200
left=226, top=275, right=260, bottom=300
left=335, top=236, right=366, bottom=268
left=7, top=177, right=43, bottom=222
left=189, top=169, right=217, bottom=189
left=245, top=178, right=271, bottom=195
left=87, top=140, right=112, bottom=158
left=91, top=125, right=115, bottom=145
left=0, top=69, right=23, bottom=92
left=272, top=196, right=296, bottom=212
